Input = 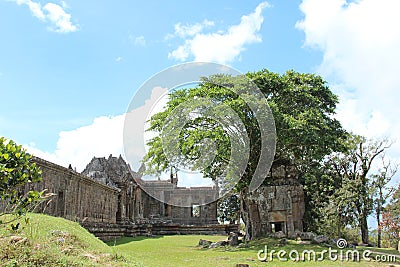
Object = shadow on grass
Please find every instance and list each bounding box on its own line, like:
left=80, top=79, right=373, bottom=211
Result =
left=106, top=235, right=164, bottom=246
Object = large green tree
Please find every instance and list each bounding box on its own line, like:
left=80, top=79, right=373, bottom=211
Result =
left=144, top=69, right=345, bottom=239
left=0, top=137, right=43, bottom=225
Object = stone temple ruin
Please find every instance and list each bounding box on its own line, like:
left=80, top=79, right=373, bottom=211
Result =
left=20, top=155, right=305, bottom=240
left=242, top=164, right=305, bottom=238
left=81, top=155, right=219, bottom=225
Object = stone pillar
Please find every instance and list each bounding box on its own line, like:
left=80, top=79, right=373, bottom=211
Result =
left=160, top=191, right=165, bottom=216
left=286, top=215, right=294, bottom=234
left=286, top=190, right=294, bottom=235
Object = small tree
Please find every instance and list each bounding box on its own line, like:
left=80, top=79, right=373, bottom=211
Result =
left=0, top=137, right=43, bottom=225
left=383, top=184, right=400, bottom=249
left=324, top=135, right=391, bottom=244
left=217, top=193, right=240, bottom=224
left=380, top=211, right=400, bottom=249
left=372, top=155, right=398, bottom=248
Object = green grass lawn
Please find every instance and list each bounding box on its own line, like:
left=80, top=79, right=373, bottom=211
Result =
left=1, top=213, right=398, bottom=267
left=0, top=213, right=138, bottom=266
left=108, top=235, right=398, bottom=267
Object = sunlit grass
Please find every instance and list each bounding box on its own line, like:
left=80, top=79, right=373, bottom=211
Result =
left=1, top=213, right=397, bottom=267
left=0, top=213, right=138, bottom=266
left=108, top=235, right=396, bottom=267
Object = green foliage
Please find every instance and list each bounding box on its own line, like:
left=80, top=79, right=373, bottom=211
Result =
left=370, top=227, right=398, bottom=249
left=217, top=193, right=240, bottom=224
left=381, top=185, right=400, bottom=248
left=143, top=70, right=344, bottom=189
left=251, top=70, right=346, bottom=233
left=371, top=154, right=398, bottom=247
left=143, top=69, right=346, bottom=239
left=388, top=185, right=400, bottom=220
left=320, top=135, right=391, bottom=243
left=0, top=137, right=43, bottom=225
left=144, top=74, right=256, bottom=185
left=248, top=69, right=345, bottom=171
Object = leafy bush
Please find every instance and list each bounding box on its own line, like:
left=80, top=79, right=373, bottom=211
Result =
left=0, top=137, right=42, bottom=226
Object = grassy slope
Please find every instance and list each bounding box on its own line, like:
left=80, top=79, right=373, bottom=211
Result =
left=109, top=235, right=398, bottom=267
left=0, top=213, right=138, bottom=267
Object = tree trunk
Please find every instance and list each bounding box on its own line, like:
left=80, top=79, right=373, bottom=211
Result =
left=360, top=215, right=369, bottom=244
left=337, top=214, right=341, bottom=238
left=360, top=177, right=370, bottom=245
left=240, top=190, right=262, bottom=241
left=377, top=205, right=381, bottom=248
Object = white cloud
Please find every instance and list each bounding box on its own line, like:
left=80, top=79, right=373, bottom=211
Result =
left=26, top=86, right=168, bottom=172
left=43, top=3, right=78, bottom=33
left=296, top=0, right=400, bottom=160
left=133, top=36, right=146, bottom=46
left=16, top=0, right=45, bottom=20
left=115, top=56, right=122, bottom=62
left=164, top=20, right=214, bottom=41
left=13, top=0, right=78, bottom=33
left=26, top=85, right=215, bottom=187
left=168, top=44, right=190, bottom=62
left=173, top=19, right=214, bottom=39
left=26, top=115, right=124, bottom=172
left=168, top=2, right=270, bottom=64
left=60, top=1, right=67, bottom=9
left=123, top=86, right=168, bottom=171
left=128, top=35, right=146, bottom=47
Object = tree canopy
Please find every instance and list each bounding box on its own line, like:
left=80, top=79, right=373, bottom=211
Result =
left=144, top=69, right=345, bottom=190
left=248, top=70, right=345, bottom=171
left=318, top=135, right=393, bottom=244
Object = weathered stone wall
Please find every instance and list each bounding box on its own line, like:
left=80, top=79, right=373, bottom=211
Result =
left=151, top=223, right=238, bottom=236
left=82, top=222, right=239, bottom=241
left=142, top=181, right=219, bottom=225
left=30, top=157, right=119, bottom=224
left=0, top=153, right=256, bottom=246
left=22, top=156, right=222, bottom=240
left=83, top=155, right=219, bottom=225
left=241, top=162, right=306, bottom=239
left=246, top=185, right=305, bottom=235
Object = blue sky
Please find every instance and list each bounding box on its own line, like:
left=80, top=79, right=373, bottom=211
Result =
left=1, top=0, right=400, bottom=188
left=0, top=0, right=319, bottom=152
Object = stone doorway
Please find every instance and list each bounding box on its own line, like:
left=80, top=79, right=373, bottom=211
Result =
left=271, top=222, right=284, bottom=233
